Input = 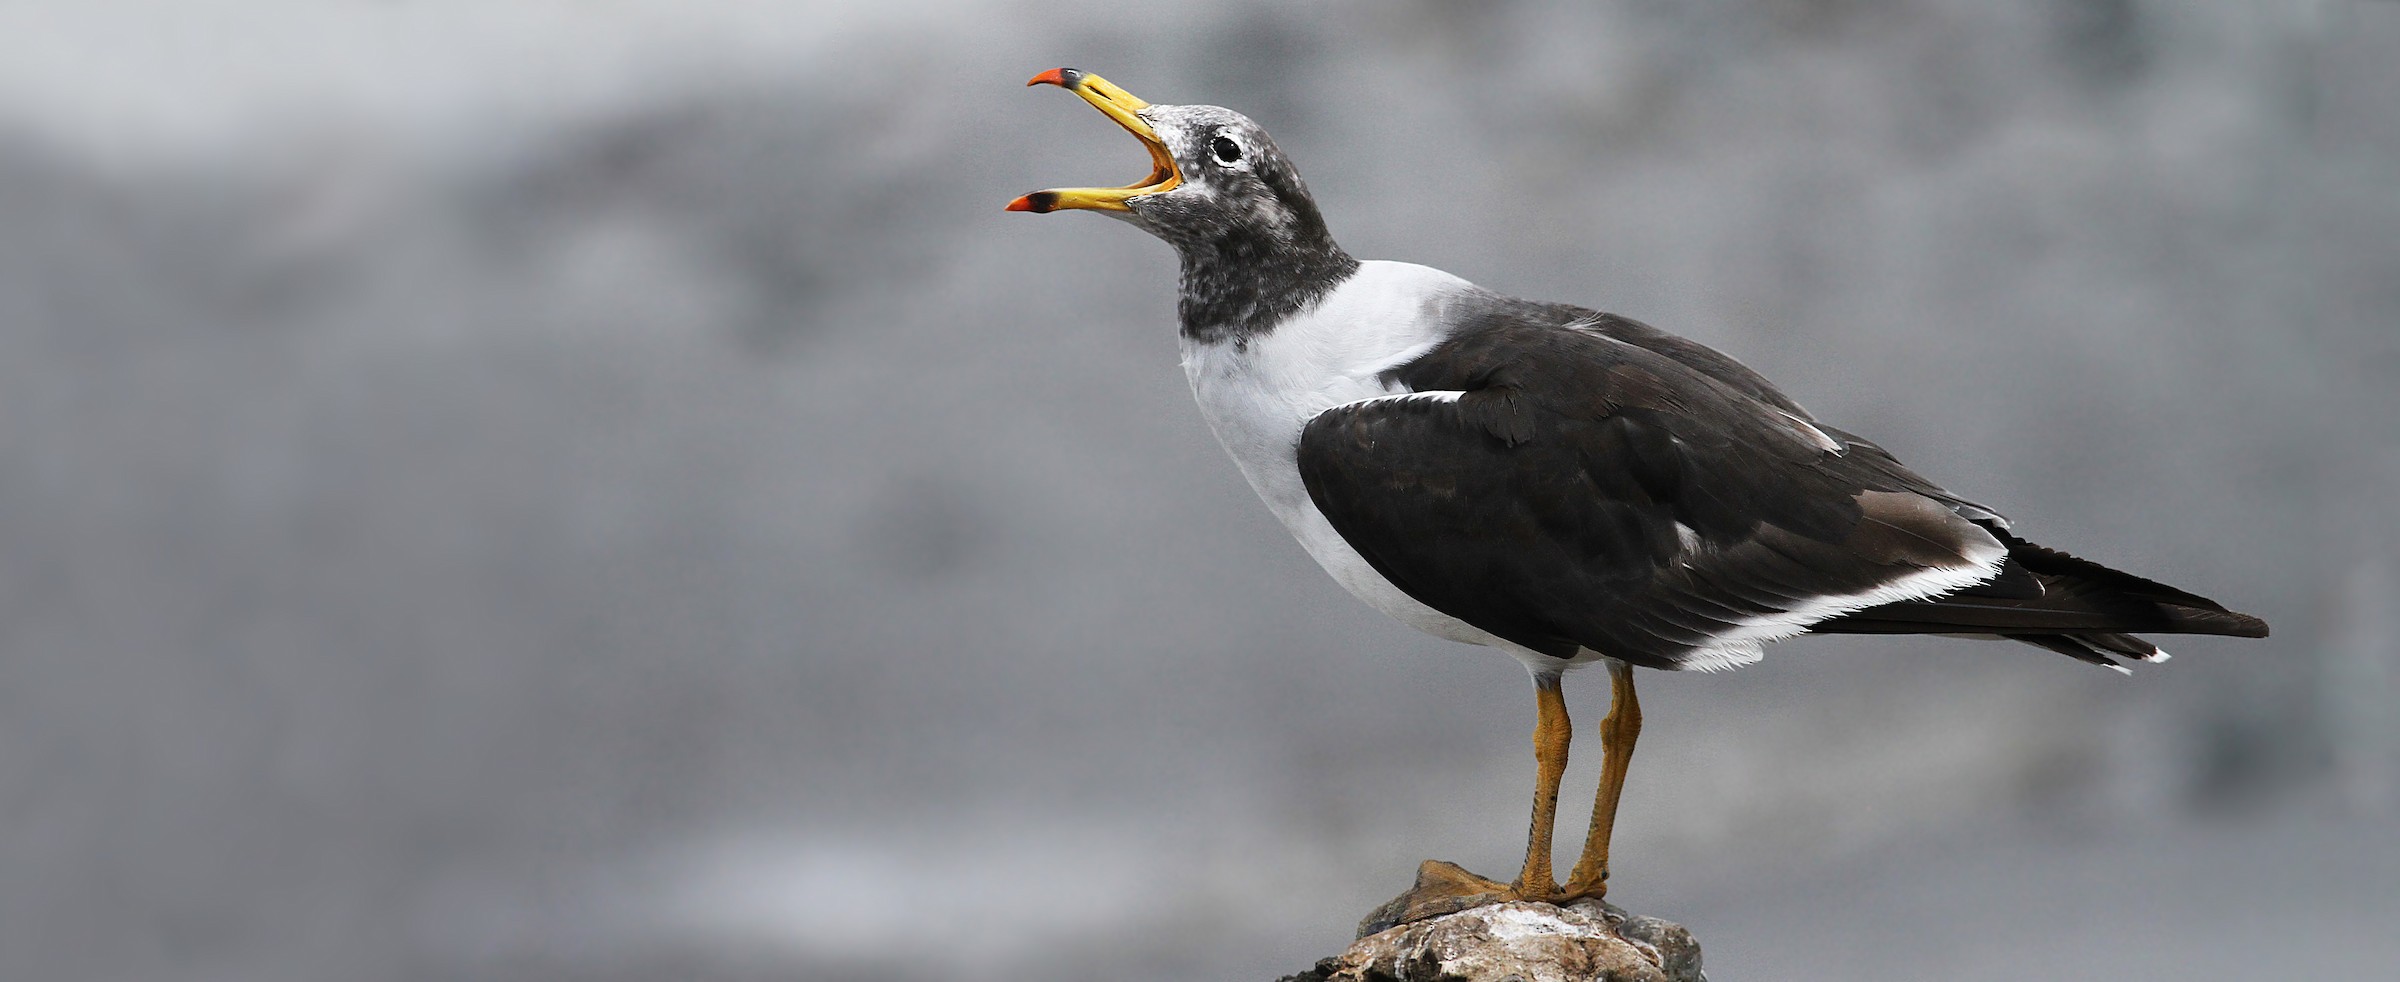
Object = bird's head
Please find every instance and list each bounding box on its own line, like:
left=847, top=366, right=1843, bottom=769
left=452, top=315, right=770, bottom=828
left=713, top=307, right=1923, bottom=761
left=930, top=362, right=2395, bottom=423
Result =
left=1007, top=68, right=1335, bottom=257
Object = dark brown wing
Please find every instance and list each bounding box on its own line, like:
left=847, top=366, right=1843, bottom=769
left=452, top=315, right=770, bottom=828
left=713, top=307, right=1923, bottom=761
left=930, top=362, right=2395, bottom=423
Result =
left=1299, top=299, right=2266, bottom=671
left=1298, top=309, right=2006, bottom=670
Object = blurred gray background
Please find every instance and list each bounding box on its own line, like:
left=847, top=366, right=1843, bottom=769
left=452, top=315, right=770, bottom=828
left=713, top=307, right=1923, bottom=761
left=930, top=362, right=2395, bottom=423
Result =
left=5, top=1, right=2396, bottom=980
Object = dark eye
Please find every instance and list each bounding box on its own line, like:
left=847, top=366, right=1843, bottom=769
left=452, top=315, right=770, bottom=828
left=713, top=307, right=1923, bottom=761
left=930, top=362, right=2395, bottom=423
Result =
left=1211, top=135, right=1243, bottom=164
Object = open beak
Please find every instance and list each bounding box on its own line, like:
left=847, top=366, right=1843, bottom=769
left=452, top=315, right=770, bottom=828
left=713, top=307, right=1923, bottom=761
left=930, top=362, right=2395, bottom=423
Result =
left=1006, top=68, right=1182, bottom=214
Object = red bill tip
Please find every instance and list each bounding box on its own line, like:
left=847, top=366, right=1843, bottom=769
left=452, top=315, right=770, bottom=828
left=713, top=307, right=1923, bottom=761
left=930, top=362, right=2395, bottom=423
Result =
left=1026, top=68, right=1077, bottom=88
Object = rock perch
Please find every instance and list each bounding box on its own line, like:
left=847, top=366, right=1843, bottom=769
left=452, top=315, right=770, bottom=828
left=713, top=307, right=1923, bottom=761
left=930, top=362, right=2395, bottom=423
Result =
left=1276, top=867, right=1705, bottom=982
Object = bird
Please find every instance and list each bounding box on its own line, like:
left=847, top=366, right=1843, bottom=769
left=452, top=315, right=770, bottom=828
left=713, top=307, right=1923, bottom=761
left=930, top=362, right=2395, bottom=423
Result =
left=1005, top=68, right=2269, bottom=925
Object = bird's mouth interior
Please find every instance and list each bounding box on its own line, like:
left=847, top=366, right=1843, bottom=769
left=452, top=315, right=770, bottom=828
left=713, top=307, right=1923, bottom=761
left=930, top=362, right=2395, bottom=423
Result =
left=1006, top=68, right=1182, bottom=214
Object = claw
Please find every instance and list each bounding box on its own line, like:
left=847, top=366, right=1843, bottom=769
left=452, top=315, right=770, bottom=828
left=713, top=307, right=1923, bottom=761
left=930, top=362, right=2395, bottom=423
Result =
left=1358, top=860, right=1522, bottom=939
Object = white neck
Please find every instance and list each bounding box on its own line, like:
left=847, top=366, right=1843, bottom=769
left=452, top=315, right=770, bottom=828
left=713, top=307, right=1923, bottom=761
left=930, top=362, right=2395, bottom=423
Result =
left=1176, top=260, right=1506, bottom=650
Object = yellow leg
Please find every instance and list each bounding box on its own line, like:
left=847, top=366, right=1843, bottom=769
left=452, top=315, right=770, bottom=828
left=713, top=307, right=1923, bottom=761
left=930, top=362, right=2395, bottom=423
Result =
left=1562, top=661, right=1640, bottom=898
left=1512, top=672, right=1571, bottom=900
left=1360, top=671, right=1576, bottom=933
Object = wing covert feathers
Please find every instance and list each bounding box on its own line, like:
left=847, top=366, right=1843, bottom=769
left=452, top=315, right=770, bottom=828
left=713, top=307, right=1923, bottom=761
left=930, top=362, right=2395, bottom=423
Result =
left=1297, top=305, right=2014, bottom=671
left=1295, top=299, right=2265, bottom=672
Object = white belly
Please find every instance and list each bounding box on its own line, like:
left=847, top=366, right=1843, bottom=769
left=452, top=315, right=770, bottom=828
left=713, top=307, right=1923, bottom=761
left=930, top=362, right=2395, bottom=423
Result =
left=1179, top=261, right=1509, bottom=650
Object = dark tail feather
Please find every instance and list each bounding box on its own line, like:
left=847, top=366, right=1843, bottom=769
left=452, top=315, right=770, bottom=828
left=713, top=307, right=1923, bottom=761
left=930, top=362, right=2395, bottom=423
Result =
left=1812, top=528, right=2268, bottom=668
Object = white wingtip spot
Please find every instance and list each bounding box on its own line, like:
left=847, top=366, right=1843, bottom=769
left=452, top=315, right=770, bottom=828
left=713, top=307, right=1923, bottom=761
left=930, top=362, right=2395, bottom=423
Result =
left=2149, top=648, right=2173, bottom=663
left=2105, top=663, right=2134, bottom=676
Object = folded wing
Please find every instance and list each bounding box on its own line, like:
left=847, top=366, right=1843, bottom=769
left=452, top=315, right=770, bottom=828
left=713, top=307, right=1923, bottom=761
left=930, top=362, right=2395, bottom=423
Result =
left=1298, top=311, right=2008, bottom=670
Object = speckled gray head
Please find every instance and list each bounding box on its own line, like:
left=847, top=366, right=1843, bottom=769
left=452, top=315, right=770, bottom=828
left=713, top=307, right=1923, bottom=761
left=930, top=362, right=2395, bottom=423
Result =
left=1009, top=68, right=1358, bottom=341
left=1131, top=101, right=1347, bottom=256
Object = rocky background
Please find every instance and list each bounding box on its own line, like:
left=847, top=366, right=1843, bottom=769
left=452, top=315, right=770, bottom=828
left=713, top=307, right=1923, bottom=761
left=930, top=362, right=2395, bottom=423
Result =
left=2, top=2, right=2395, bottom=980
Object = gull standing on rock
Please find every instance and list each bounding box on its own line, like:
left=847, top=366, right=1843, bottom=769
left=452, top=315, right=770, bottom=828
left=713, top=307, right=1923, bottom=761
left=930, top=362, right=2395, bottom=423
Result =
left=1007, top=67, right=2269, bottom=923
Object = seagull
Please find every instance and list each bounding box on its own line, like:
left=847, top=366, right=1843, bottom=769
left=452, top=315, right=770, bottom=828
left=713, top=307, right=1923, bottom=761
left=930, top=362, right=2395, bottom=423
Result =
left=1006, top=68, right=2269, bottom=923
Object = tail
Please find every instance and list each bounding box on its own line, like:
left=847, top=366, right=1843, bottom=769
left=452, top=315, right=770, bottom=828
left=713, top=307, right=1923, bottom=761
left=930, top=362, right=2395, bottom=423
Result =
left=1811, top=527, right=2269, bottom=670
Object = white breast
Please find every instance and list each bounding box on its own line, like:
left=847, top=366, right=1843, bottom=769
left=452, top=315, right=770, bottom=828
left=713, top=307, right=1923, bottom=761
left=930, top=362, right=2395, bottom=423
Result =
left=1179, top=260, right=1509, bottom=650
